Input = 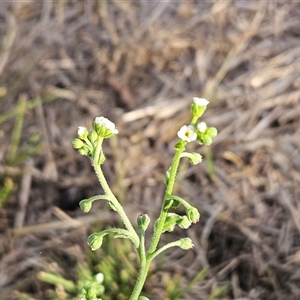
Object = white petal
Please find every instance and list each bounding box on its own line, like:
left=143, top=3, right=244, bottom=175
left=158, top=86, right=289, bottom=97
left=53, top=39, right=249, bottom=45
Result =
left=78, top=126, right=86, bottom=135
left=193, top=97, right=209, bottom=106
left=197, top=122, right=207, bottom=132
left=177, top=125, right=197, bottom=142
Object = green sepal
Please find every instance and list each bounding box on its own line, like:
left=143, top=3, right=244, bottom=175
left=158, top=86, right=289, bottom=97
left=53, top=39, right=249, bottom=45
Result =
left=191, top=102, right=207, bottom=118
left=202, top=135, right=212, bottom=145
left=163, top=197, right=174, bottom=210
left=174, top=140, right=186, bottom=150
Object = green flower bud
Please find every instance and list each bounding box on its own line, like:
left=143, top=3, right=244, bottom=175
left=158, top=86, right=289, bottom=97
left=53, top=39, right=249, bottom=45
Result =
left=207, top=127, right=218, bottom=138
left=186, top=207, right=200, bottom=223
left=78, top=146, right=91, bottom=156
left=88, top=130, right=98, bottom=143
left=179, top=237, right=194, bottom=250
left=137, top=214, right=151, bottom=231
left=187, top=152, right=203, bottom=165
left=79, top=199, right=92, bottom=213
left=177, top=216, right=192, bottom=229
left=161, top=213, right=177, bottom=232
left=87, top=233, right=104, bottom=251
left=138, top=297, right=150, bottom=300
left=202, top=135, right=212, bottom=145
left=72, top=138, right=84, bottom=149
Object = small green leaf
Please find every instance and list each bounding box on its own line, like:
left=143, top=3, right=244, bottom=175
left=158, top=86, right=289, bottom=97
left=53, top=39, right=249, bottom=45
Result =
left=164, top=166, right=171, bottom=185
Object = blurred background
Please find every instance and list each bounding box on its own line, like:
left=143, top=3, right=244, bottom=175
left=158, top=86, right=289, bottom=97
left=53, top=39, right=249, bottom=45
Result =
left=0, top=1, right=300, bottom=299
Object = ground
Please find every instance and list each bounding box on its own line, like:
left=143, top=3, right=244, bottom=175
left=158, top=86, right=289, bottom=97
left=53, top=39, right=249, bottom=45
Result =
left=1, top=1, right=300, bottom=300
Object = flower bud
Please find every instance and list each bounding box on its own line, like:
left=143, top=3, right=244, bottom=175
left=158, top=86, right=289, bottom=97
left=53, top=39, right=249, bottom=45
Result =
left=207, top=127, right=218, bottom=138
left=79, top=199, right=92, bottom=213
left=88, top=130, right=98, bottom=143
left=137, top=214, right=151, bottom=232
left=188, top=152, right=203, bottom=165
left=95, top=273, right=104, bottom=283
left=87, top=233, right=104, bottom=251
left=78, top=146, right=91, bottom=156
left=191, top=97, right=209, bottom=118
left=179, top=237, right=194, bottom=250
left=77, top=126, right=88, bottom=139
left=177, top=216, right=192, bottom=229
left=202, top=135, right=212, bottom=145
left=93, top=116, right=118, bottom=138
left=197, top=122, right=207, bottom=133
left=72, top=138, right=84, bottom=149
left=186, top=207, right=200, bottom=223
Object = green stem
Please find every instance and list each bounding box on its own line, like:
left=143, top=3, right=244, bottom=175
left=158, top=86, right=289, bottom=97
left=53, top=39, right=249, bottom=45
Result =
left=165, top=194, right=192, bottom=209
left=129, top=258, right=151, bottom=300
left=191, top=115, right=198, bottom=126
left=148, top=240, right=181, bottom=261
left=93, top=145, right=139, bottom=248
left=130, top=230, right=148, bottom=300
left=130, top=143, right=186, bottom=299
left=148, top=143, right=186, bottom=255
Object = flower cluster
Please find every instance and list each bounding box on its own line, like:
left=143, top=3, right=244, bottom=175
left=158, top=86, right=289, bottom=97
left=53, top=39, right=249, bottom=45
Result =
left=72, top=116, right=118, bottom=158
left=72, top=97, right=217, bottom=300
left=177, top=98, right=218, bottom=145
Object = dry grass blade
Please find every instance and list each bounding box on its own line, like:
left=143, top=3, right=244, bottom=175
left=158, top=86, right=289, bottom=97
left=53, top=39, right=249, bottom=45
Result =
left=0, top=12, right=17, bottom=76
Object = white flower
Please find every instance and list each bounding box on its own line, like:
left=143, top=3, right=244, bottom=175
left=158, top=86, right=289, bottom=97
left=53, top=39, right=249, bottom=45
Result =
left=77, top=126, right=86, bottom=136
left=177, top=125, right=197, bottom=142
left=193, top=97, right=209, bottom=107
left=77, top=126, right=88, bottom=139
left=95, top=272, right=104, bottom=283
left=94, top=116, right=118, bottom=134
left=197, top=122, right=207, bottom=133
